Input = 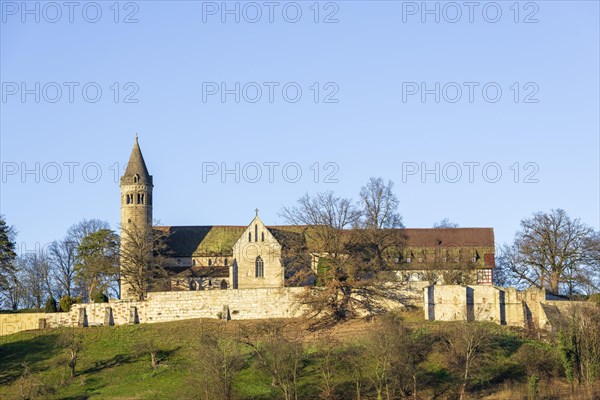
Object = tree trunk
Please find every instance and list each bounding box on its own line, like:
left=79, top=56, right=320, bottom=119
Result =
left=413, top=374, right=418, bottom=399
left=459, top=361, right=470, bottom=400
left=551, top=272, right=560, bottom=295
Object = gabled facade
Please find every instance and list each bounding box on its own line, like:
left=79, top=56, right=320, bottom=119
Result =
left=232, top=214, right=284, bottom=289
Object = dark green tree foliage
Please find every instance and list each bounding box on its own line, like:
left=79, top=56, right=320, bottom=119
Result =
left=75, top=229, right=119, bottom=302
left=59, top=295, right=79, bottom=312
left=44, top=297, right=58, bottom=313
left=91, top=292, right=108, bottom=303
left=558, top=304, right=600, bottom=394
left=0, top=215, right=17, bottom=288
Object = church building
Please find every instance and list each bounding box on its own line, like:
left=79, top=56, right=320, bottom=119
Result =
left=119, top=138, right=496, bottom=299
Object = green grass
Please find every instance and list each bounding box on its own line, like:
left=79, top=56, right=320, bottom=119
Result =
left=0, top=319, right=277, bottom=400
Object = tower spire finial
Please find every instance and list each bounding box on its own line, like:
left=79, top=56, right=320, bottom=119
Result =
left=255, top=208, right=259, bottom=217
left=135, top=132, right=138, bottom=142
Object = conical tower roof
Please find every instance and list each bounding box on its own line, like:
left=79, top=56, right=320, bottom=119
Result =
left=122, top=135, right=152, bottom=185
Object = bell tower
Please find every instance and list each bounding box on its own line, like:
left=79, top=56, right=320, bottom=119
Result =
left=120, top=135, right=153, bottom=230
left=120, top=135, right=153, bottom=298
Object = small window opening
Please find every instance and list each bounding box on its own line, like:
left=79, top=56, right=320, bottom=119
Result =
left=255, top=256, right=264, bottom=278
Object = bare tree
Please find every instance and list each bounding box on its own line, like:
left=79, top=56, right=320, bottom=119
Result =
left=243, top=321, right=306, bottom=400
left=362, top=313, right=432, bottom=400
left=19, top=252, right=53, bottom=309
left=313, top=334, right=343, bottom=400
left=282, top=191, right=360, bottom=259
left=341, top=343, right=367, bottom=400
left=281, top=179, right=407, bottom=326
left=355, top=178, right=406, bottom=277
left=193, top=328, right=247, bottom=400
left=498, top=209, right=598, bottom=295
left=365, top=323, right=396, bottom=400
left=443, top=322, right=495, bottom=400
left=434, top=218, right=459, bottom=228
left=18, top=362, right=45, bottom=400
left=66, top=219, right=110, bottom=245
left=119, top=222, right=169, bottom=300
left=57, top=330, right=83, bottom=379
left=359, top=177, right=403, bottom=230
left=133, top=337, right=161, bottom=370
left=0, top=270, right=24, bottom=310
left=281, top=191, right=361, bottom=323
left=48, top=238, right=77, bottom=298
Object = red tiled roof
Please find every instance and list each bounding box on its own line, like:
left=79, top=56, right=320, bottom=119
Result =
left=401, top=228, right=494, bottom=248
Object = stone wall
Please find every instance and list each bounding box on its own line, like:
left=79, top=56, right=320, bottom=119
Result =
left=145, top=287, right=304, bottom=322
left=423, top=285, right=595, bottom=329
left=1, top=283, right=428, bottom=335
left=1, top=313, right=48, bottom=336
left=425, top=285, right=538, bottom=326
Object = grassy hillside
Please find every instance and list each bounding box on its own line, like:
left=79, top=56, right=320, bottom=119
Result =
left=0, top=310, right=598, bottom=399
left=1, top=317, right=290, bottom=400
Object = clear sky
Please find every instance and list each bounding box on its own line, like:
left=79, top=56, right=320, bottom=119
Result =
left=1, top=0, right=599, bottom=253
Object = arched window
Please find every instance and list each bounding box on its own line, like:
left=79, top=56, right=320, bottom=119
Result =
left=133, top=174, right=139, bottom=183
left=208, top=259, right=212, bottom=266
left=220, top=280, right=228, bottom=289
left=248, top=232, right=252, bottom=242
left=261, top=232, right=265, bottom=242
left=255, top=256, right=264, bottom=278
left=224, top=258, right=229, bottom=266
left=255, top=224, right=258, bottom=242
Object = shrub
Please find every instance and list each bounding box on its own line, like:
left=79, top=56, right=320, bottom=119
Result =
left=59, top=296, right=78, bottom=312
left=512, top=341, right=562, bottom=380
left=44, top=297, right=58, bottom=313
left=91, top=292, right=108, bottom=303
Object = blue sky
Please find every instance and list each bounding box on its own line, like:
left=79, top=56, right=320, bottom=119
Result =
left=1, top=0, right=599, bottom=253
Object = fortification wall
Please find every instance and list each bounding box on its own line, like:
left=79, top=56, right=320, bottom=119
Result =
left=424, top=285, right=535, bottom=326
left=145, top=287, right=305, bottom=322
left=0, top=282, right=438, bottom=336
left=0, top=313, right=47, bottom=336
